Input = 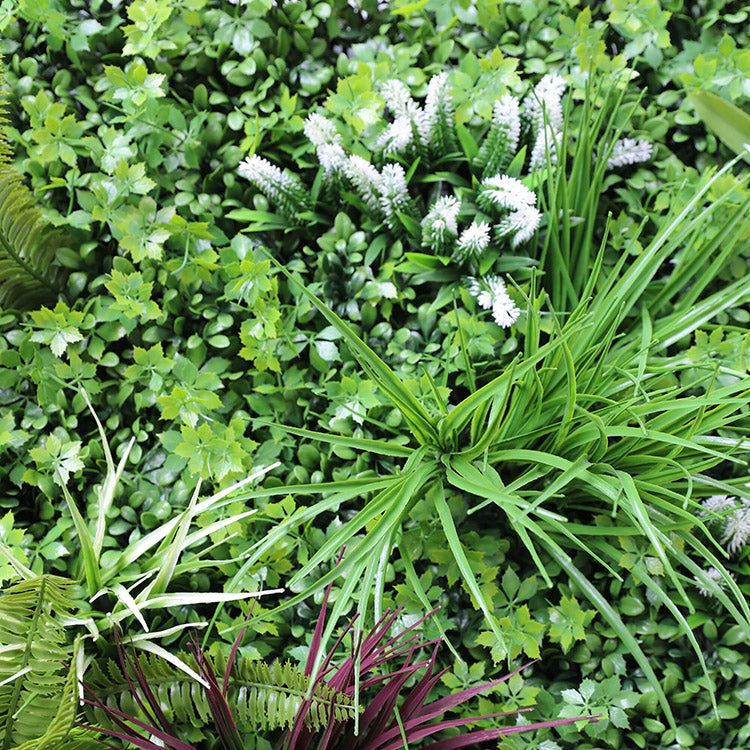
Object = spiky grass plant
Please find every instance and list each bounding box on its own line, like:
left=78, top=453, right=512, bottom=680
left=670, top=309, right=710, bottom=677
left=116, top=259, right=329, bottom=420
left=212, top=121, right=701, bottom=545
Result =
left=210, top=157, right=750, bottom=732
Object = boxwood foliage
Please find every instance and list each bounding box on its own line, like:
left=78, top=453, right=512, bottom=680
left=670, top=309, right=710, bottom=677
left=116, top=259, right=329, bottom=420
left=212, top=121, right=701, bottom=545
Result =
left=0, top=1, right=748, bottom=749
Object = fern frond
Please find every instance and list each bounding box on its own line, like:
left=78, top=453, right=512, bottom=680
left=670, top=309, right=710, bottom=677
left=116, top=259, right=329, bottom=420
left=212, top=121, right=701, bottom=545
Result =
left=0, top=575, right=76, bottom=748
left=0, top=59, right=69, bottom=311
left=12, top=638, right=82, bottom=750
left=84, top=652, right=357, bottom=734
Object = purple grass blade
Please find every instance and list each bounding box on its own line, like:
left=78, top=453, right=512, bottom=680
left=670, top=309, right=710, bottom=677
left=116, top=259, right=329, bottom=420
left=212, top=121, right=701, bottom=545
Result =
left=498, top=714, right=602, bottom=735
left=77, top=722, right=197, bottom=750
left=125, top=633, right=176, bottom=733
left=369, top=710, right=539, bottom=750
left=189, top=636, right=244, bottom=750
left=361, top=666, right=543, bottom=750
left=397, top=644, right=442, bottom=720
left=79, top=681, right=165, bottom=743
left=286, top=616, right=360, bottom=749
left=224, top=599, right=256, bottom=695
left=357, top=659, right=432, bottom=692
left=414, top=660, right=538, bottom=719
left=373, top=635, right=442, bottom=669
left=74, top=725, right=121, bottom=750
left=325, top=625, right=362, bottom=693
left=376, top=607, right=440, bottom=657
left=79, top=697, right=198, bottom=750
left=358, top=664, right=419, bottom=740
left=304, top=547, right=347, bottom=678
left=112, top=625, right=168, bottom=732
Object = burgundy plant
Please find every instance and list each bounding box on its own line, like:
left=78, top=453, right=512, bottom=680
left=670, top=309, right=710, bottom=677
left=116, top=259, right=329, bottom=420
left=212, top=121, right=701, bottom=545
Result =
left=76, top=576, right=597, bottom=750
left=279, top=571, right=599, bottom=750
left=77, top=615, right=252, bottom=750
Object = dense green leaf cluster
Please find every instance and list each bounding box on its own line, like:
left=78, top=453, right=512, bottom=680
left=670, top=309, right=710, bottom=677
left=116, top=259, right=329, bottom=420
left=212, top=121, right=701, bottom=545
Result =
left=0, top=1, right=748, bottom=749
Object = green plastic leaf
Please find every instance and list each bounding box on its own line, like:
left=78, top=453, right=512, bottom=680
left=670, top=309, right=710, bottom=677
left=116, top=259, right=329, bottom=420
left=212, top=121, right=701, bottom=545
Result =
left=690, top=90, right=750, bottom=161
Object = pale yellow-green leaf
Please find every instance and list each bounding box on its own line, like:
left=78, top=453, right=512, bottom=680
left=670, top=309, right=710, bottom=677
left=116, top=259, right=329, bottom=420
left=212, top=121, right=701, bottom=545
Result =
left=690, top=90, right=750, bottom=162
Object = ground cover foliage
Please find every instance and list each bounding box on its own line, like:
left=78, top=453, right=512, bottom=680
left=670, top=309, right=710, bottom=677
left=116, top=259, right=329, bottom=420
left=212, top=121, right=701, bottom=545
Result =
left=0, top=0, right=749, bottom=748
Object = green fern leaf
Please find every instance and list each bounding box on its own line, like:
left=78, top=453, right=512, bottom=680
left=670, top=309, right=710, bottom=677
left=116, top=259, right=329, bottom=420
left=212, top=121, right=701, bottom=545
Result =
left=0, top=59, right=69, bottom=310
left=0, top=575, right=76, bottom=749
left=12, top=638, right=81, bottom=750
left=84, top=651, right=357, bottom=735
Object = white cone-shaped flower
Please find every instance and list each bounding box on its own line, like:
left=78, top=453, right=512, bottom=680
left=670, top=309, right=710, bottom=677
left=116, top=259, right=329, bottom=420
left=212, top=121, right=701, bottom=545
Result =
left=304, top=112, right=341, bottom=147
left=694, top=566, right=733, bottom=598
left=480, top=175, right=536, bottom=212
left=454, top=221, right=491, bottom=263
left=422, top=195, right=461, bottom=251
left=606, top=138, right=654, bottom=169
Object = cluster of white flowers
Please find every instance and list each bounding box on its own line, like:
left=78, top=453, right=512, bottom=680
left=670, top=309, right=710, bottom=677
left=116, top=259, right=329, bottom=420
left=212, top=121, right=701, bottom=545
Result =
left=467, top=275, right=521, bottom=328
left=479, top=174, right=541, bottom=247
left=237, top=155, right=309, bottom=217
left=480, top=175, right=537, bottom=211
left=454, top=221, right=491, bottom=263
left=496, top=204, right=542, bottom=247
left=529, top=123, right=562, bottom=171
left=303, top=112, right=341, bottom=148
left=694, top=566, right=734, bottom=598
left=303, top=113, right=347, bottom=178
left=342, top=154, right=382, bottom=215
left=701, top=494, right=750, bottom=555
left=380, top=79, right=419, bottom=119
left=418, top=72, right=453, bottom=149
left=421, top=195, right=461, bottom=250
left=606, top=138, right=654, bottom=170
left=380, top=72, right=455, bottom=154
left=525, top=73, right=566, bottom=131
left=316, top=143, right=346, bottom=174
left=493, top=95, right=521, bottom=151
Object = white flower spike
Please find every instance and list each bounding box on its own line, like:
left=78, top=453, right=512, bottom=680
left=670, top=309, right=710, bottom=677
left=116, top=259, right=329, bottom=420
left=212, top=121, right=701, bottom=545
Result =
left=526, top=73, right=567, bottom=131
left=376, top=115, right=413, bottom=155
left=343, top=155, right=382, bottom=214
left=378, top=163, right=412, bottom=229
left=721, top=500, right=750, bottom=555
left=380, top=79, right=418, bottom=119
left=454, top=221, right=491, bottom=263
left=238, top=155, right=308, bottom=217
left=694, top=566, right=733, bottom=598
left=497, top=204, right=542, bottom=247
left=529, top=124, right=562, bottom=171
left=422, top=195, right=461, bottom=250
left=606, top=138, right=654, bottom=170
left=476, top=94, right=522, bottom=176
left=701, top=495, right=750, bottom=555
left=316, top=144, right=346, bottom=176
left=304, top=112, right=341, bottom=147
left=480, top=175, right=536, bottom=211
left=468, top=275, right=521, bottom=328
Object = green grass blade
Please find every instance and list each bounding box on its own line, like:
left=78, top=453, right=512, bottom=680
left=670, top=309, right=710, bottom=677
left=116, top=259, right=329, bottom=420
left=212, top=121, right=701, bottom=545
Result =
left=252, top=420, right=413, bottom=457
left=59, top=480, right=101, bottom=598
left=690, top=90, right=750, bottom=161
left=431, top=482, right=505, bottom=651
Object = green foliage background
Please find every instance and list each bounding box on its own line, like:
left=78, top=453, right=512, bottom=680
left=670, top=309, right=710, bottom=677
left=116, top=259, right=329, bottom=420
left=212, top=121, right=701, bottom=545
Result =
left=0, top=0, right=748, bottom=748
